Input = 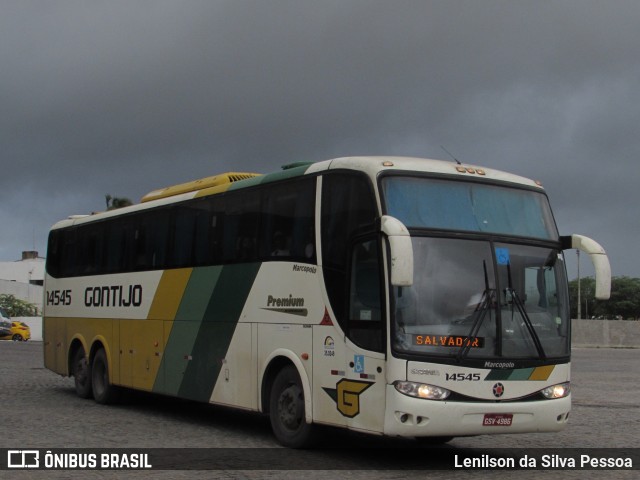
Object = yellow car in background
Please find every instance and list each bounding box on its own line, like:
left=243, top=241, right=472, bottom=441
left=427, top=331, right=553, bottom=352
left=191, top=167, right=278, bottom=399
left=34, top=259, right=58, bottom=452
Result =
left=0, top=321, right=31, bottom=341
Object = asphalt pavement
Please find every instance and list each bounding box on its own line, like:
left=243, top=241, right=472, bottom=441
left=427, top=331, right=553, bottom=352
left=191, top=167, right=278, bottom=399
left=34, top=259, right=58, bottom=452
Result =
left=1, top=341, right=637, bottom=479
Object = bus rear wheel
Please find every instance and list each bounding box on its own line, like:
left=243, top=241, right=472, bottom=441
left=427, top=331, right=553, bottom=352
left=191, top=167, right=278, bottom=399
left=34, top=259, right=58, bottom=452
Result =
left=72, top=348, right=93, bottom=399
left=269, top=365, right=315, bottom=448
left=91, top=349, right=119, bottom=405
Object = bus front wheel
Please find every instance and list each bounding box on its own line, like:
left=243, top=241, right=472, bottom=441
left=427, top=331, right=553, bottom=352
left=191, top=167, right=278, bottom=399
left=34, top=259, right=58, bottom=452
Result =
left=91, top=349, right=119, bottom=405
left=269, top=365, right=315, bottom=448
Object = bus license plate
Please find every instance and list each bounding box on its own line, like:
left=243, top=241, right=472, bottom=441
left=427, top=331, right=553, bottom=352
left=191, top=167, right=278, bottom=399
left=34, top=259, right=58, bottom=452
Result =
left=483, top=413, right=513, bottom=426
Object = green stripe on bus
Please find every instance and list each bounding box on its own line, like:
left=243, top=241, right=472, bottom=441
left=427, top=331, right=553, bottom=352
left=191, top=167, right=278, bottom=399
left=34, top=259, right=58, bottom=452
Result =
left=484, top=369, right=513, bottom=381
left=176, top=267, right=223, bottom=321
left=508, top=368, right=535, bottom=380
left=177, top=262, right=261, bottom=402
left=228, top=164, right=311, bottom=191
left=484, top=367, right=549, bottom=381
left=154, top=266, right=222, bottom=395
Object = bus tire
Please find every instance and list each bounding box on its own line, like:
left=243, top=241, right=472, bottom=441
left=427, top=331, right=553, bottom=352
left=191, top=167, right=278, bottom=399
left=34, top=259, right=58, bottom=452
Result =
left=72, top=347, right=93, bottom=399
left=91, top=348, right=119, bottom=405
left=269, top=365, right=315, bottom=448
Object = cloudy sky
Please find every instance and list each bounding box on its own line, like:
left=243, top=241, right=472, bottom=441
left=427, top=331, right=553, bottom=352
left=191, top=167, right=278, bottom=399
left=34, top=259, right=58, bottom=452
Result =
left=1, top=1, right=638, bottom=280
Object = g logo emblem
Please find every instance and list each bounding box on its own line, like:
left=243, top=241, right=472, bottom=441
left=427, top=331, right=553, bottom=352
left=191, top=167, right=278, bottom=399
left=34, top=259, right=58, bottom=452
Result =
left=323, top=379, right=373, bottom=418
left=493, top=382, right=505, bottom=398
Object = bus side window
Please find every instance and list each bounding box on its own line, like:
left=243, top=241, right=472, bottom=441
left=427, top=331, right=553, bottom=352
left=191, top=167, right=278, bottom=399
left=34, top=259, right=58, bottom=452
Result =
left=224, top=189, right=260, bottom=263
left=60, top=229, right=78, bottom=277
left=192, top=197, right=221, bottom=266
left=171, top=205, right=197, bottom=267
left=321, top=173, right=377, bottom=331
left=260, top=177, right=316, bottom=262
left=135, top=212, right=170, bottom=270
left=46, top=231, right=61, bottom=278
left=348, top=238, right=384, bottom=352
left=78, top=224, right=105, bottom=274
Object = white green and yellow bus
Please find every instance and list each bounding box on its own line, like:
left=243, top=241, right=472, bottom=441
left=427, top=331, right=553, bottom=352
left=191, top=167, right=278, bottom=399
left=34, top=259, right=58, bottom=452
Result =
left=44, top=156, right=610, bottom=447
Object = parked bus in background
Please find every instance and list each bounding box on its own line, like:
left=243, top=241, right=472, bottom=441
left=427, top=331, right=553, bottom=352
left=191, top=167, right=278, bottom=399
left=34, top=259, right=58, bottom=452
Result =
left=44, top=157, right=610, bottom=447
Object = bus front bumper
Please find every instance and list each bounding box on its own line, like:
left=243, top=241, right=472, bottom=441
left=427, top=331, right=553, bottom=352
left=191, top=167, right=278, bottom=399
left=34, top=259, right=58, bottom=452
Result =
left=384, top=385, right=571, bottom=438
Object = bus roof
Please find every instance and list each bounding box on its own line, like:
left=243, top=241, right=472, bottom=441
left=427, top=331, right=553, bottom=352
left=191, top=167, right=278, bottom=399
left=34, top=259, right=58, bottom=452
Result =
left=50, top=156, right=544, bottom=230
left=141, top=172, right=261, bottom=203
left=315, top=156, right=543, bottom=190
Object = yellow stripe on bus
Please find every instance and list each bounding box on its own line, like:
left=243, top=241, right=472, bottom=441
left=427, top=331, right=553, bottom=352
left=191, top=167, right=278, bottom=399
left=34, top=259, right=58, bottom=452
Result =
left=147, top=268, right=193, bottom=321
left=529, top=365, right=555, bottom=381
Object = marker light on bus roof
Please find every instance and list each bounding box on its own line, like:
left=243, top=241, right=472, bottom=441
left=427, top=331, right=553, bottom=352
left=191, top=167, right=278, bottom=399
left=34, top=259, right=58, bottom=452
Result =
left=454, top=166, right=486, bottom=175
left=394, top=381, right=451, bottom=400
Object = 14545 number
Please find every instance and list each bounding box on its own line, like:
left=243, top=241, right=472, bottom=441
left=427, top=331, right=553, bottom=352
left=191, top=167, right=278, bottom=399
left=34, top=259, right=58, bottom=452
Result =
left=446, top=373, right=481, bottom=381
left=47, top=289, right=72, bottom=306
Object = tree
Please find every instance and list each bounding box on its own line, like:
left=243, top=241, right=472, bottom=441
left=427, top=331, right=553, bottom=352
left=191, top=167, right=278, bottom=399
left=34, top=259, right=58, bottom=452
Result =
left=0, top=294, right=39, bottom=317
left=608, top=277, right=640, bottom=319
left=105, top=194, right=133, bottom=210
left=568, top=276, right=640, bottom=320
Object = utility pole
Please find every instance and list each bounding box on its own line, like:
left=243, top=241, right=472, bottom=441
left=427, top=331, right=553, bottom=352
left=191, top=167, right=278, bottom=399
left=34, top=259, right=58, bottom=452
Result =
left=577, top=249, right=581, bottom=320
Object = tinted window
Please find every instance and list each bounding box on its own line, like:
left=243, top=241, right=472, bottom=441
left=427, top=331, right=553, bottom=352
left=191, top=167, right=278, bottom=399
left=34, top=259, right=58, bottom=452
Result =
left=223, top=189, right=260, bottom=263
left=47, top=175, right=318, bottom=277
left=321, top=173, right=378, bottom=328
left=349, top=238, right=384, bottom=352
left=77, top=223, right=105, bottom=274
left=322, top=173, right=377, bottom=269
left=261, top=177, right=316, bottom=262
left=134, top=212, right=170, bottom=270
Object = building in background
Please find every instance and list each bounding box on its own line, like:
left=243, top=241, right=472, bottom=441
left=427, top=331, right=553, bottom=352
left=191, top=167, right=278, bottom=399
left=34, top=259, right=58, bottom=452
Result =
left=0, top=251, right=45, bottom=313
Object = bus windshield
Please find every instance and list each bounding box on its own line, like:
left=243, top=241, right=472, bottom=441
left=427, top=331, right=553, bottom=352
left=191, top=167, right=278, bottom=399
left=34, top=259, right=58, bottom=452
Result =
left=392, top=237, right=570, bottom=361
left=381, top=176, right=558, bottom=240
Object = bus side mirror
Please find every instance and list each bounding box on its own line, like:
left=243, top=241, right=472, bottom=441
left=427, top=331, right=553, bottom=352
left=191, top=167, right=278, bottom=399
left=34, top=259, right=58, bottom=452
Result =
left=380, top=215, right=413, bottom=287
left=561, top=234, right=611, bottom=300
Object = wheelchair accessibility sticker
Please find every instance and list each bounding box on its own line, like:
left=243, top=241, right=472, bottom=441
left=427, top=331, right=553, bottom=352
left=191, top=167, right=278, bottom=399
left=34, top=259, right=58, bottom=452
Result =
left=495, top=247, right=510, bottom=265
left=353, top=355, right=365, bottom=373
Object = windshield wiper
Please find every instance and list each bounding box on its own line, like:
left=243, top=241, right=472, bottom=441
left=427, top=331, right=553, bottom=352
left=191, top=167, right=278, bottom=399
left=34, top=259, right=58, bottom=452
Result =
left=457, top=261, right=494, bottom=362
left=506, top=263, right=546, bottom=359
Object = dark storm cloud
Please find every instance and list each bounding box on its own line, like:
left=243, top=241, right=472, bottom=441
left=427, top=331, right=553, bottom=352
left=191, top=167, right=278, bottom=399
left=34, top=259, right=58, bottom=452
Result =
left=1, top=1, right=639, bottom=277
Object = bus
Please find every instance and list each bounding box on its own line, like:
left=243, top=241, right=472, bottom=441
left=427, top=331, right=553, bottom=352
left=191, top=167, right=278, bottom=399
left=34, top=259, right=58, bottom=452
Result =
left=43, top=156, right=611, bottom=447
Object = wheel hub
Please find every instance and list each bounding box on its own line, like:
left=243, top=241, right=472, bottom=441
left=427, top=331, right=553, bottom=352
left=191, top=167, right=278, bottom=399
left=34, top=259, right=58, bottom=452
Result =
left=278, top=385, right=303, bottom=431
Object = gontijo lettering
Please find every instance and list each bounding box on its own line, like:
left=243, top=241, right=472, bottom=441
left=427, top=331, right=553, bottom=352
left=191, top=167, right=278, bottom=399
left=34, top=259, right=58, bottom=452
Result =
left=84, top=285, right=143, bottom=307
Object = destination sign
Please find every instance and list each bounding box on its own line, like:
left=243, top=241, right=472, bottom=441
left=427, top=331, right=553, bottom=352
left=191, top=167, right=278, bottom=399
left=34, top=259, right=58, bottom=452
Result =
left=413, top=335, right=485, bottom=348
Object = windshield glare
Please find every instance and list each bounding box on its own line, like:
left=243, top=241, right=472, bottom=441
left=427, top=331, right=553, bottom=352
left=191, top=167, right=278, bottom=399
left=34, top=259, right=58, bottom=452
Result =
left=393, top=237, right=570, bottom=360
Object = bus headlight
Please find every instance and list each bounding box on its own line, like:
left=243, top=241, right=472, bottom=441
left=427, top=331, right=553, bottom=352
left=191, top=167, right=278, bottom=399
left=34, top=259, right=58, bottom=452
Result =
left=541, top=382, right=570, bottom=399
left=394, top=381, right=451, bottom=400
